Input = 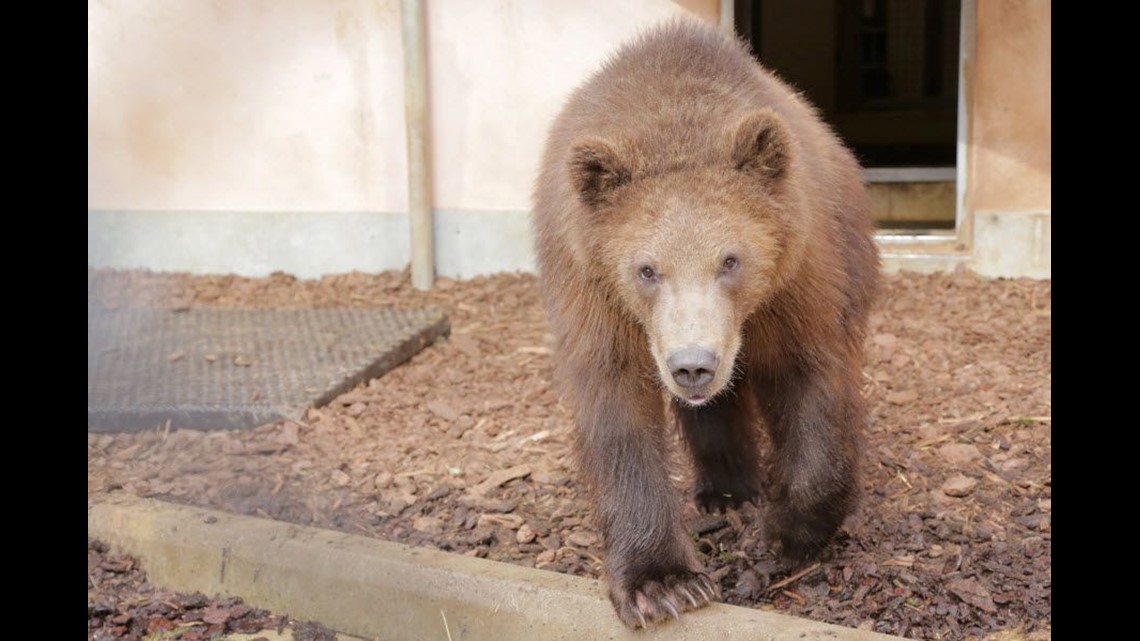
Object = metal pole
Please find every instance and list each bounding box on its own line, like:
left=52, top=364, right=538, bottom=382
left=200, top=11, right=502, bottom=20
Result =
left=401, top=0, right=435, bottom=290
left=720, top=0, right=735, bottom=34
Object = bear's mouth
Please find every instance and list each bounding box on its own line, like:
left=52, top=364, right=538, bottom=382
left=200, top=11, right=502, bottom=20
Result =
left=680, top=393, right=709, bottom=407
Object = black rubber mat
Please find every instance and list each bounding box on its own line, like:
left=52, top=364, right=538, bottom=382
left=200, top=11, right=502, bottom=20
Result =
left=88, top=305, right=449, bottom=432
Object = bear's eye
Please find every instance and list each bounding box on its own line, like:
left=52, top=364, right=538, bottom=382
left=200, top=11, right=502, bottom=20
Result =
left=721, top=255, right=739, bottom=273
left=638, top=265, right=657, bottom=282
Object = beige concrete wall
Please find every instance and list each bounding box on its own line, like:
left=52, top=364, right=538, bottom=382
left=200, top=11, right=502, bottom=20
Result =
left=88, top=0, right=718, bottom=215
left=88, top=0, right=720, bottom=277
left=87, top=0, right=409, bottom=213
left=968, top=0, right=1050, bottom=212
left=427, top=0, right=716, bottom=211
left=88, top=1, right=1050, bottom=279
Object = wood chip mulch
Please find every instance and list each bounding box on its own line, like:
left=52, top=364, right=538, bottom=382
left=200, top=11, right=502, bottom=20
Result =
left=88, top=538, right=339, bottom=641
left=87, top=267, right=1051, bottom=641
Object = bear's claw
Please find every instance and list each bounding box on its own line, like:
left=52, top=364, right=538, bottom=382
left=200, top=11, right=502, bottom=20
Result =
left=611, top=572, right=719, bottom=629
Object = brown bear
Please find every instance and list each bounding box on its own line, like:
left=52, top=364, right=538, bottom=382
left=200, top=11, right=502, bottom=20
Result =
left=532, top=18, right=880, bottom=628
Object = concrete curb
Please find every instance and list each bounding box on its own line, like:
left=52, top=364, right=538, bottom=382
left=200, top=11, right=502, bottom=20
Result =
left=89, top=494, right=905, bottom=641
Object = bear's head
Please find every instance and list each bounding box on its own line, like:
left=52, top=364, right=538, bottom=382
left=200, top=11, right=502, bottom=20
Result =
left=568, top=108, right=803, bottom=406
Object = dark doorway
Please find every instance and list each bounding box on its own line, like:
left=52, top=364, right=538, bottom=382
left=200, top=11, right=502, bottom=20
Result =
left=735, top=0, right=961, bottom=229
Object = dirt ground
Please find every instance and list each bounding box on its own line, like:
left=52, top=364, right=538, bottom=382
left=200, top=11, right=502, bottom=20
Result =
left=87, top=267, right=1051, bottom=641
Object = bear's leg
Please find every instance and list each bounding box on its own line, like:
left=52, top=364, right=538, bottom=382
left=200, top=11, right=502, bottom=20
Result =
left=673, top=391, right=763, bottom=514
left=574, top=374, right=719, bottom=628
left=752, top=365, right=862, bottom=565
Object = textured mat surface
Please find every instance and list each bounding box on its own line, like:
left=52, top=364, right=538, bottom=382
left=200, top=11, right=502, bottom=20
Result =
left=88, top=306, right=449, bottom=432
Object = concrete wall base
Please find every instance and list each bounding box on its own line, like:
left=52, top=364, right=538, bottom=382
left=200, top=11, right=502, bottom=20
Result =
left=88, top=208, right=537, bottom=280
left=88, top=208, right=1050, bottom=280
left=969, top=210, right=1051, bottom=279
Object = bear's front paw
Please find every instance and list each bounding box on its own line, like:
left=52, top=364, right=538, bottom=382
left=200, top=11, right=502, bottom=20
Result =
left=694, top=480, right=760, bottom=514
left=608, top=571, right=719, bottom=629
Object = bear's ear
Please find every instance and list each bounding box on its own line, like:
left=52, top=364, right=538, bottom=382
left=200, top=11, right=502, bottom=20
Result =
left=730, top=109, right=792, bottom=183
left=569, top=138, right=631, bottom=207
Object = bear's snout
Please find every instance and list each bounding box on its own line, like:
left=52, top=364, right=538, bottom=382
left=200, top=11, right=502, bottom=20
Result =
left=667, top=347, right=719, bottom=389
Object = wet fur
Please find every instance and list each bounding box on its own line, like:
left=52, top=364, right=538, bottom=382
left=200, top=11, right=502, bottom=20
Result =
left=532, top=18, right=880, bottom=629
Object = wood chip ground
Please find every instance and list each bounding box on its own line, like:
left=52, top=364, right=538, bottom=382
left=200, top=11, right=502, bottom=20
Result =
left=87, top=267, right=1051, bottom=640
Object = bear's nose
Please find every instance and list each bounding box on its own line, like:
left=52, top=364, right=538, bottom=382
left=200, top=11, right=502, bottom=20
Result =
left=667, top=348, right=719, bottom=389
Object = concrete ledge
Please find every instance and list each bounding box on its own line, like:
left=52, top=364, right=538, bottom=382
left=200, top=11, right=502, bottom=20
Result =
left=89, top=494, right=905, bottom=641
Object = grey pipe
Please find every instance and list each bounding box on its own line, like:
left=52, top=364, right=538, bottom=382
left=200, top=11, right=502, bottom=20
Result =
left=401, top=0, right=435, bottom=290
left=720, top=0, right=734, bottom=33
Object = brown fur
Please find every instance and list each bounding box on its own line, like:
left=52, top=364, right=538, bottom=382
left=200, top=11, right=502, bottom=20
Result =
left=532, top=18, right=880, bottom=629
